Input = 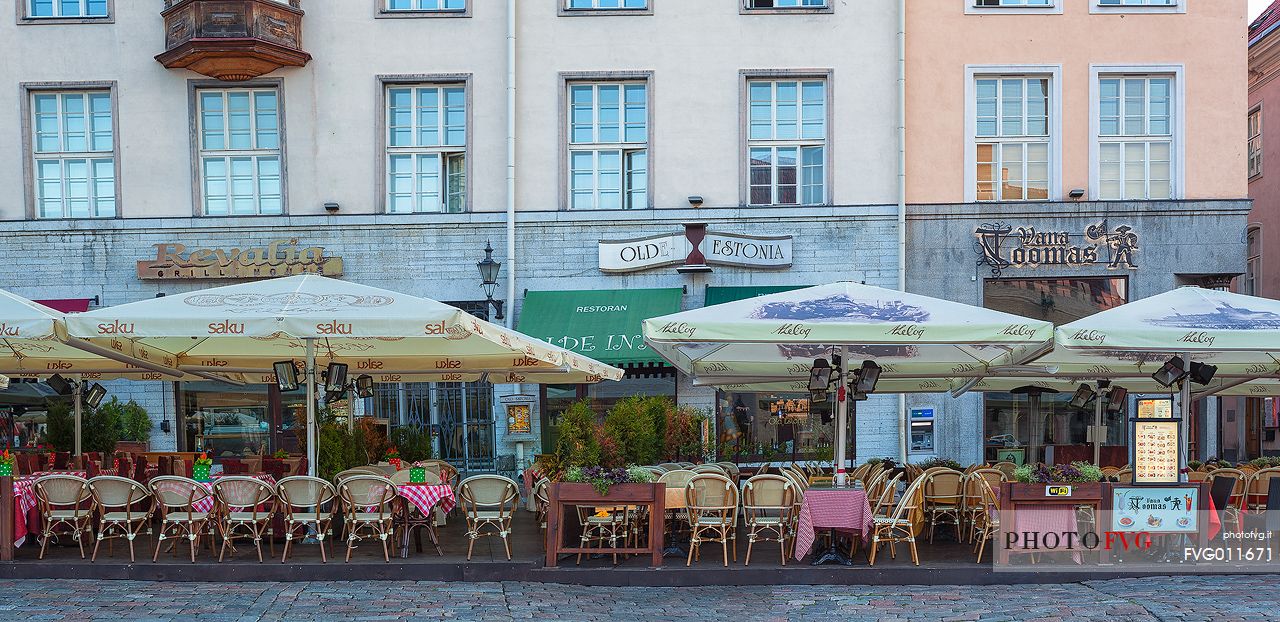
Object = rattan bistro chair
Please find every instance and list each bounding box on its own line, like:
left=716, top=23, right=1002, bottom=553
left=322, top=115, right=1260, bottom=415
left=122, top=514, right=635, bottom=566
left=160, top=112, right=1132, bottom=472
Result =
left=337, top=475, right=397, bottom=562
left=148, top=476, right=213, bottom=563
left=277, top=476, right=338, bottom=563
left=868, top=475, right=926, bottom=566
left=86, top=475, right=154, bottom=562
left=922, top=469, right=964, bottom=543
left=32, top=475, right=93, bottom=560
left=685, top=473, right=739, bottom=567
left=971, top=476, right=1001, bottom=563
left=742, top=474, right=796, bottom=566
left=212, top=475, right=276, bottom=563
left=458, top=475, right=520, bottom=561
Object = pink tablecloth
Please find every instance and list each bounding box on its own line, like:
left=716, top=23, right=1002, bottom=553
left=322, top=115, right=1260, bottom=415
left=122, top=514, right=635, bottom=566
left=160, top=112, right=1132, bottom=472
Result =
left=172, top=474, right=278, bottom=513
left=794, top=488, right=873, bottom=560
left=398, top=484, right=456, bottom=515
left=1008, top=506, right=1081, bottom=563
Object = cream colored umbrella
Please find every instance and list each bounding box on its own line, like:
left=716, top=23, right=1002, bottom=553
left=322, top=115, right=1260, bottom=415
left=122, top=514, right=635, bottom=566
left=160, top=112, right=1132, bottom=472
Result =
left=63, top=275, right=622, bottom=476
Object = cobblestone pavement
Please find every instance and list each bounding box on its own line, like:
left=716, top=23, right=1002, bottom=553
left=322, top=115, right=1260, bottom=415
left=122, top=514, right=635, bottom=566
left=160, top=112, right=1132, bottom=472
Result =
left=0, top=575, right=1273, bottom=621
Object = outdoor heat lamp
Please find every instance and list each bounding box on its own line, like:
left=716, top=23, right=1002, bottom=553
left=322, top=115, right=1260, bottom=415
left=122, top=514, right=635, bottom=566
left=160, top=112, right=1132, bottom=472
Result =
left=273, top=360, right=300, bottom=392
left=1150, top=356, right=1187, bottom=387
left=808, top=358, right=833, bottom=393
left=353, top=374, right=375, bottom=399
left=46, top=373, right=73, bottom=396
left=324, top=362, right=349, bottom=393
left=1189, top=361, right=1218, bottom=386
left=1105, top=386, right=1128, bottom=413
left=84, top=383, right=107, bottom=409
left=1069, top=384, right=1096, bottom=409
left=854, top=360, right=881, bottom=394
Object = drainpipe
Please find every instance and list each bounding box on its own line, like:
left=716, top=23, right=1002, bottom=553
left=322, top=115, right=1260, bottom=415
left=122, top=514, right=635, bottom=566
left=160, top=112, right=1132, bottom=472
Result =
left=896, top=0, right=909, bottom=464
left=505, top=0, right=517, bottom=329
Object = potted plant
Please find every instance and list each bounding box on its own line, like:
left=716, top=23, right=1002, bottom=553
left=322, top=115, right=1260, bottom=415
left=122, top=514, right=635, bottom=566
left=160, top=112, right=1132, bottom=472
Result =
left=1008, top=461, right=1105, bottom=500
left=193, top=452, right=213, bottom=482
left=385, top=446, right=402, bottom=470
left=0, top=449, right=14, bottom=477
left=273, top=449, right=289, bottom=460
left=409, top=460, right=429, bottom=484
left=563, top=465, right=655, bottom=496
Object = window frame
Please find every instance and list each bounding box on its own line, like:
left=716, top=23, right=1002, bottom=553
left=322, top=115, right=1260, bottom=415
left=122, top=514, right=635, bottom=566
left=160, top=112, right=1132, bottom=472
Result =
left=187, top=78, right=288, bottom=217
left=739, top=69, right=834, bottom=207
left=965, top=0, right=1062, bottom=15
left=964, top=65, right=1062, bottom=203
left=558, top=71, right=654, bottom=211
left=20, top=81, right=121, bottom=220
left=1244, top=225, right=1262, bottom=297
left=17, top=0, right=114, bottom=25
left=376, top=74, right=474, bottom=214
left=1091, top=0, right=1183, bottom=14
left=559, top=0, right=652, bottom=16
left=740, top=0, right=833, bottom=15
left=1089, top=65, right=1183, bottom=202
left=1249, top=106, right=1263, bottom=180
left=375, top=0, right=471, bottom=19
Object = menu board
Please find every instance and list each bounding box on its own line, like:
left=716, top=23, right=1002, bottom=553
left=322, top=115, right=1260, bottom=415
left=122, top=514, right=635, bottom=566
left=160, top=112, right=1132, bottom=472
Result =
left=1136, top=398, right=1173, bottom=419
left=1133, top=420, right=1180, bottom=483
left=1110, top=486, right=1199, bottom=533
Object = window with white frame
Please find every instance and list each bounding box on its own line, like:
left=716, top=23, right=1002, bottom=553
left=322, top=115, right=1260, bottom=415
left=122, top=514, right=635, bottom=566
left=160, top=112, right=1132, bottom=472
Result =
left=566, top=0, right=646, bottom=9
left=197, top=88, right=283, bottom=216
left=748, top=79, right=826, bottom=206
left=1244, top=226, right=1261, bottom=296
left=568, top=82, right=648, bottom=210
left=386, top=84, right=466, bottom=213
left=1250, top=108, right=1263, bottom=179
left=26, top=0, right=108, bottom=18
left=975, top=77, right=1050, bottom=201
left=385, top=0, right=464, bottom=10
left=744, top=0, right=827, bottom=9
left=974, top=0, right=1051, bottom=6
left=1097, top=76, right=1173, bottom=200
left=1098, top=0, right=1175, bottom=5
left=30, top=90, right=116, bottom=218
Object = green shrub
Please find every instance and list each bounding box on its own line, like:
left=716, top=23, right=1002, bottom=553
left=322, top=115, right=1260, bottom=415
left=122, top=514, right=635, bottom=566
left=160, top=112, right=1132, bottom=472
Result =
left=601, top=395, right=666, bottom=466
left=45, top=397, right=146, bottom=454
left=918, top=457, right=964, bottom=471
left=556, top=399, right=600, bottom=468
left=103, top=397, right=151, bottom=443
left=389, top=425, right=433, bottom=463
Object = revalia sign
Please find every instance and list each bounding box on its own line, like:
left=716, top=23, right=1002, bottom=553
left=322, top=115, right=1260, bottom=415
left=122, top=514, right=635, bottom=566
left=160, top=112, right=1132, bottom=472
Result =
left=599, top=224, right=792, bottom=273
left=137, top=239, right=344, bottom=280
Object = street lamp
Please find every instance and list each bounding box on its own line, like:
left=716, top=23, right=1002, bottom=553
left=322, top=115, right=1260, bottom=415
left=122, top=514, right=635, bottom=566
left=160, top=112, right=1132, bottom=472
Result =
left=477, top=241, right=505, bottom=321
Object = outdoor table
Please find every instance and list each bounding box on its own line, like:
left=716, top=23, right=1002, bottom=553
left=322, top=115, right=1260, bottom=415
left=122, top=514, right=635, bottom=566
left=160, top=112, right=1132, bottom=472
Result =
left=661, top=486, right=688, bottom=557
left=395, top=483, right=455, bottom=558
left=171, top=473, right=279, bottom=513
left=794, top=486, right=873, bottom=565
left=12, top=477, right=37, bottom=548
left=31, top=471, right=87, bottom=479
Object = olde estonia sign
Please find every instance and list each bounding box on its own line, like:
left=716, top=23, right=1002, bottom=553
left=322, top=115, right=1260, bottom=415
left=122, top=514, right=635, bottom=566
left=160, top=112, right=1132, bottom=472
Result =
left=599, top=223, right=792, bottom=273
left=137, top=239, right=344, bottom=280
left=975, top=221, right=1137, bottom=277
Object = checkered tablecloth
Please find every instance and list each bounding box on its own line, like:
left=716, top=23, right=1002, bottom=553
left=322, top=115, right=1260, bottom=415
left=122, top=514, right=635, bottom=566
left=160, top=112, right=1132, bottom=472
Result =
left=1008, top=506, right=1081, bottom=563
left=13, top=478, right=37, bottom=548
left=31, top=471, right=87, bottom=479
left=397, top=484, right=456, bottom=516
left=794, top=488, right=873, bottom=560
left=178, top=474, right=278, bottom=513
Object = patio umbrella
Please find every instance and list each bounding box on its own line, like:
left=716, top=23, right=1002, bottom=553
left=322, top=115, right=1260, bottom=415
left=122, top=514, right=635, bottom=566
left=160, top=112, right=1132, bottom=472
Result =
left=62, top=275, right=623, bottom=476
left=643, top=282, right=1053, bottom=483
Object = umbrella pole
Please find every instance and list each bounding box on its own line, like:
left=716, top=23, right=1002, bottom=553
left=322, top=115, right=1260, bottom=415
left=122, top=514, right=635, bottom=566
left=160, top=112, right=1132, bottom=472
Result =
left=73, top=375, right=82, bottom=458
left=306, top=339, right=317, bottom=477
left=834, top=346, right=849, bottom=487
left=1180, top=351, right=1191, bottom=483
left=1093, top=387, right=1103, bottom=466
left=1028, top=392, right=1041, bottom=465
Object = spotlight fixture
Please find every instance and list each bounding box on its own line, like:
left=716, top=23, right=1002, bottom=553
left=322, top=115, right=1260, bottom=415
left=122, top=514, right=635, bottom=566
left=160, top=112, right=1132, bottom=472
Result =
left=46, top=373, right=73, bottom=396
left=854, top=360, right=881, bottom=394
left=808, top=358, right=833, bottom=393
left=1069, top=384, right=1096, bottom=409
left=353, top=374, right=375, bottom=399
left=1068, top=188, right=1086, bottom=199
left=273, top=360, right=300, bottom=392
left=324, top=362, right=349, bottom=393
left=687, top=195, right=704, bottom=208
left=324, top=202, right=340, bottom=213
left=1189, top=361, right=1218, bottom=386
left=1105, top=386, right=1128, bottom=413
left=84, top=383, right=107, bottom=409
left=1151, top=356, right=1187, bottom=388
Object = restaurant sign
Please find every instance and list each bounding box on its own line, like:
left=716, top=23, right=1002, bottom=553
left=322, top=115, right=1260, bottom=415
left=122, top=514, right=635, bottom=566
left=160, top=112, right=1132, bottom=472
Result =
left=975, top=221, right=1138, bottom=277
left=137, top=240, right=344, bottom=280
left=599, top=224, right=792, bottom=273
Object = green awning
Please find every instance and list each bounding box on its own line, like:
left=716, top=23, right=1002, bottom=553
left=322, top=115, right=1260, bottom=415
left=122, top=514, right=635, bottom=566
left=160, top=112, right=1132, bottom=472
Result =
left=704, top=285, right=809, bottom=307
left=518, top=288, right=683, bottom=366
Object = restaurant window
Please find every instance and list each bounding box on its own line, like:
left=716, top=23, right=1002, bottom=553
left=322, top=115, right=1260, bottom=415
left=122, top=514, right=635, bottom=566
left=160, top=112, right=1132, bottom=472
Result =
left=27, top=88, right=117, bottom=218
left=1249, top=107, right=1263, bottom=179
left=982, top=277, right=1129, bottom=465
left=567, top=80, right=649, bottom=210
left=716, top=391, right=837, bottom=464
left=1097, top=75, right=1175, bottom=200
left=539, top=371, right=676, bottom=455
left=747, top=77, right=827, bottom=206
left=196, top=87, right=284, bottom=215
left=385, top=83, right=467, bottom=213
left=974, top=76, right=1050, bottom=201
left=178, top=381, right=303, bottom=457
left=368, top=381, right=496, bottom=472
left=1244, top=226, right=1261, bottom=296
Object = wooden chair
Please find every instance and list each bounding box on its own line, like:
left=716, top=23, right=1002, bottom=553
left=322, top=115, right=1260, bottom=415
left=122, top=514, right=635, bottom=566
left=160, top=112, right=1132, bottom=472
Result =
left=32, top=475, right=93, bottom=560
left=532, top=477, right=551, bottom=532
left=868, top=475, right=926, bottom=566
left=86, top=475, right=153, bottom=562
left=148, top=476, right=213, bottom=563
left=685, top=473, right=739, bottom=567
left=457, top=475, right=520, bottom=561
left=971, top=476, right=1001, bottom=563
left=212, top=475, right=276, bottom=562
left=742, top=474, right=796, bottom=566
left=337, top=475, right=397, bottom=562
left=922, top=469, right=964, bottom=543
left=277, top=476, right=337, bottom=563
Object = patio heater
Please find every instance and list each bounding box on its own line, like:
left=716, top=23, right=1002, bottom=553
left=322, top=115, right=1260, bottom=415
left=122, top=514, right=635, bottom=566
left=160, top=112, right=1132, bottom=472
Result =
left=1011, top=385, right=1058, bottom=465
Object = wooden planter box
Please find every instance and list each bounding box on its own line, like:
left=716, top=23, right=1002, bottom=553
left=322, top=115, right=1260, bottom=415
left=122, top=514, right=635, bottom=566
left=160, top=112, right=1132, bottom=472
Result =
left=1006, top=481, right=1104, bottom=502
left=544, top=482, right=665, bottom=568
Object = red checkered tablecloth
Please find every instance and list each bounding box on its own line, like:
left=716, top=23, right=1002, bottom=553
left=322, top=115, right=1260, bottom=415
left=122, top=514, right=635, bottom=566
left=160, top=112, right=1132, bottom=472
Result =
left=794, top=488, right=873, bottom=560
left=172, top=474, right=278, bottom=513
left=31, top=471, right=87, bottom=479
left=397, top=484, right=456, bottom=516
left=13, top=478, right=37, bottom=548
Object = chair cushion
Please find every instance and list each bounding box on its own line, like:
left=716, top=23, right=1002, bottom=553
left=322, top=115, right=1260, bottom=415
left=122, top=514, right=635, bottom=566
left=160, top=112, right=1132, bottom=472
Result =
left=696, top=516, right=732, bottom=526
left=226, top=511, right=271, bottom=522
left=749, top=516, right=783, bottom=526
left=45, top=510, right=89, bottom=520
left=351, top=512, right=392, bottom=523
left=286, top=511, right=331, bottom=522
left=163, top=512, right=209, bottom=522
left=102, top=512, right=148, bottom=522
left=473, top=511, right=509, bottom=521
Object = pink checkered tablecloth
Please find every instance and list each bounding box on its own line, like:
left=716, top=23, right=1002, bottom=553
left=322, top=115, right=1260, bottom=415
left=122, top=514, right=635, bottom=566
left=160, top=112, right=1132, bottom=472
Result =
left=156, top=474, right=277, bottom=513
left=397, top=484, right=456, bottom=516
left=31, top=471, right=87, bottom=479
left=794, top=488, right=873, bottom=560
left=12, top=477, right=37, bottom=548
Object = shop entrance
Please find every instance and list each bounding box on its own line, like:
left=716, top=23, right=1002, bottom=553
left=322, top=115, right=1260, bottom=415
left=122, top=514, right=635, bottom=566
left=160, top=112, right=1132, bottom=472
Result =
left=372, top=382, right=497, bottom=474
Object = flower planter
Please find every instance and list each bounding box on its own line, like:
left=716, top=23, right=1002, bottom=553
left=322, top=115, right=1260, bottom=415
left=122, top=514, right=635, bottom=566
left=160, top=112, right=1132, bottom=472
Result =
left=0, top=463, right=12, bottom=477
left=555, top=481, right=658, bottom=501
left=545, top=482, right=665, bottom=568
left=193, top=464, right=211, bottom=482
left=409, top=467, right=427, bottom=483
left=1007, top=481, right=1104, bottom=502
